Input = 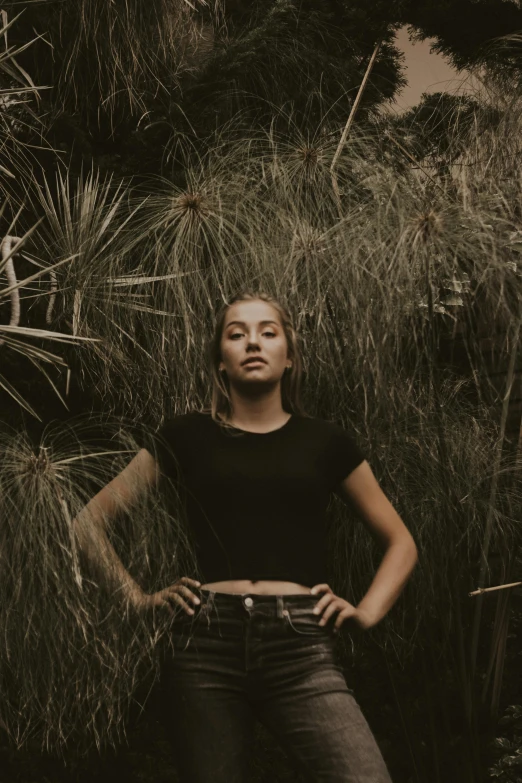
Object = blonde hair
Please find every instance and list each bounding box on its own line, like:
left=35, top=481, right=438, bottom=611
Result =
left=203, top=290, right=309, bottom=431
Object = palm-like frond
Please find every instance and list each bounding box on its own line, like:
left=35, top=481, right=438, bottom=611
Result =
left=0, top=227, right=96, bottom=419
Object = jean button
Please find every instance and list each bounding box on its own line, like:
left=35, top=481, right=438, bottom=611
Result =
left=244, top=596, right=254, bottom=608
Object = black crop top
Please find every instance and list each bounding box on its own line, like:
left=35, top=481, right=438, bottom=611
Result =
left=149, top=411, right=366, bottom=587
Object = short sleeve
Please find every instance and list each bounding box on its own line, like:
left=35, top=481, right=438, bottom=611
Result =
left=327, top=422, right=366, bottom=489
left=151, top=421, right=176, bottom=477
left=137, top=416, right=186, bottom=480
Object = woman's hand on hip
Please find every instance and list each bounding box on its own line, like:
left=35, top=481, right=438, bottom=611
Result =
left=132, top=577, right=201, bottom=617
left=310, top=583, right=376, bottom=632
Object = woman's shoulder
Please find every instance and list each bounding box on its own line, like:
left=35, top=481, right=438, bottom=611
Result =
left=295, top=414, right=363, bottom=448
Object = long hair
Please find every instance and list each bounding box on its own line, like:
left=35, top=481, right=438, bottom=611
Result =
left=203, top=290, right=310, bottom=431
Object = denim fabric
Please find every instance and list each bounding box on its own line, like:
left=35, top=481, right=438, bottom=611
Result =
left=161, top=588, right=393, bottom=783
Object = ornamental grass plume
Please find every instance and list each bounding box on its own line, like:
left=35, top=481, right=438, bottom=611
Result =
left=0, top=415, right=197, bottom=754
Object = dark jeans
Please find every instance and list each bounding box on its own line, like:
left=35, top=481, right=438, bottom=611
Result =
left=161, top=588, right=393, bottom=783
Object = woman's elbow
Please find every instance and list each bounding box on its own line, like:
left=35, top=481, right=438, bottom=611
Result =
left=389, top=529, right=418, bottom=562
left=402, top=534, right=419, bottom=567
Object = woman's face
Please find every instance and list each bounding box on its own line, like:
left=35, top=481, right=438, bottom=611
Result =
left=219, top=299, right=291, bottom=388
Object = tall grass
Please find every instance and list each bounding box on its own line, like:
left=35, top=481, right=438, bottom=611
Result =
left=1, top=75, right=521, bottom=779
left=0, top=0, right=213, bottom=133
left=0, top=416, right=197, bottom=753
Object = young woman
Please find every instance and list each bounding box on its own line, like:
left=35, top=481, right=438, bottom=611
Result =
left=75, top=291, right=418, bottom=783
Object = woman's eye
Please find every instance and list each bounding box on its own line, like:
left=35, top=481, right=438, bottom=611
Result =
left=229, top=331, right=275, bottom=339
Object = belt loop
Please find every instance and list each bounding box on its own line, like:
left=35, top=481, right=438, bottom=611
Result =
left=276, top=595, right=284, bottom=619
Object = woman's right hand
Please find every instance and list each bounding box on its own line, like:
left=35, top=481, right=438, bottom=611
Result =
left=132, top=577, right=202, bottom=618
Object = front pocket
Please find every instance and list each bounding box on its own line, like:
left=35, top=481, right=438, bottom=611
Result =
left=282, top=607, right=332, bottom=636
left=172, top=604, right=202, bottom=630
left=171, top=609, right=202, bottom=650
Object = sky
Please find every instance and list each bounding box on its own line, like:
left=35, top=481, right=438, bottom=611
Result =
left=390, top=26, right=476, bottom=113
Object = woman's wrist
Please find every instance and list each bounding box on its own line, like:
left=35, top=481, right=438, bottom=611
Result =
left=354, top=605, right=380, bottom=629
left=122, top=580, right=147, bottom=604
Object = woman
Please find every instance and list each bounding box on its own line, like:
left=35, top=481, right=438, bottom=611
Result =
left=75, top=290, right=418, bottom=783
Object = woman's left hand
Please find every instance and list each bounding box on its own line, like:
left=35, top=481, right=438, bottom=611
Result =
left=310, top=584, right=376, bottom=633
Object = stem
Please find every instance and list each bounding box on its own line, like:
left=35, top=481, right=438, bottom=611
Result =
left=46, top=268, right=57, bottom=325
left=66, top=288, right=81, bottom=398
left=480, top=545, right=516, bottom=721
left=0, top=236, right=21, bottom=347
left=330, top=38, right=383, bottom=214
left=55, top=480, right=83, bottom=589
left=469, top=581, right=522, bottom=597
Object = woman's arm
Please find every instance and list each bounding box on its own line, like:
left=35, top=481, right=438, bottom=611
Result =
left=335, top=461, right=418, bottom=627
left=73, top=448, right=159, bottom=604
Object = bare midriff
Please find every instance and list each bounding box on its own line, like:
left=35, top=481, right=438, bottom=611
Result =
left=199, top=579, right=312, bottom=595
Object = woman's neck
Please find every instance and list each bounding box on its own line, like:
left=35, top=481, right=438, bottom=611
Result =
left=222, top=411, right=292, bottom=433
left=219, top=405, right=291, bottom=432
left=222, top=394, right=290, bottom=432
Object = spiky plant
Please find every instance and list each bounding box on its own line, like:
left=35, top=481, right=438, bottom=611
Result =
left=19, top=168, right=157, bottom=415
left=0, top=415, right=197, bottom=754
left=0, top=219, right=98, bottom=420
left=0, top=12, right=99, bottom=419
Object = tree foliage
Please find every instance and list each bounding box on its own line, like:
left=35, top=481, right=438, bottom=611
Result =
left=399, top=0, right=522, bottom=74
